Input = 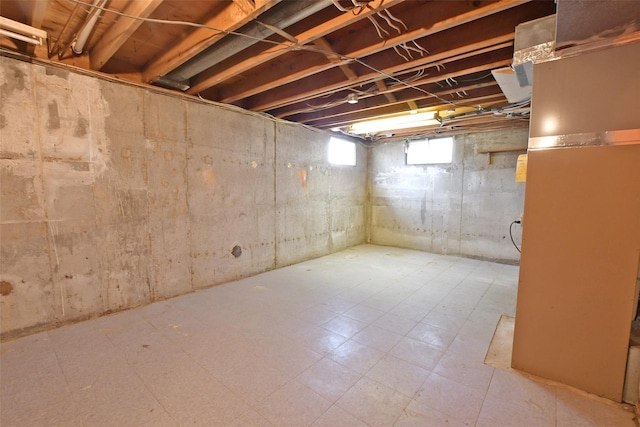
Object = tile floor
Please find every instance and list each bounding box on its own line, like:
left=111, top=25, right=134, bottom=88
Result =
left=1, top=244, right=636, bottom=426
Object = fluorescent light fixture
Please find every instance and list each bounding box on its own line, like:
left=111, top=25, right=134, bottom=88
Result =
left=350, top=111, right=439, bottom=135
left=0, top=16, right=47, bottom=46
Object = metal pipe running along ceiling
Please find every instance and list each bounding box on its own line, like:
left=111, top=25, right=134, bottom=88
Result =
left=156, top=0, right=332, bottom=90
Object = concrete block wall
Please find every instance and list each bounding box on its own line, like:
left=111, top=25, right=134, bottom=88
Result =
left=368, top=129, right=526, bottom=263
left=0, top=56, right=366, bottom=339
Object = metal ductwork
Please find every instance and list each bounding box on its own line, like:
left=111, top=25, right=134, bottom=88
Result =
left=156, top=0, right=332, bottom=90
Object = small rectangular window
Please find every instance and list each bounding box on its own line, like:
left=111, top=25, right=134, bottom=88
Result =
left=328, top=137, right=356, bottom=166
left=406, top=137, right=453, bottom=165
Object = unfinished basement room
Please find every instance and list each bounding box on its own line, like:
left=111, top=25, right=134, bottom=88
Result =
left=1, top=0, right=639, bottom=425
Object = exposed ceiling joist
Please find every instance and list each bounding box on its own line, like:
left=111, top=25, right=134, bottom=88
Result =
left=91, top=0, right=162, bottom=70
left=186, top=0, right=405, bottom=95
left=0, top=0, right=558, bottom=143
left=142, top=0, right=283, bottom=84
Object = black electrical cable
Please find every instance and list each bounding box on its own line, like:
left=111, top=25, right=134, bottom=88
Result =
left=509, top=220, right=521, bottom=253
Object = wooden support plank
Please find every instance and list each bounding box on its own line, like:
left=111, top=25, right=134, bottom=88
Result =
left=274, top=55, right=511, bottom=121
left=189, top=0, right=531, bottom=96
left=247, top=34, right=514, bottom=112
left=29, top=0, right=49, bottom=30
left=294, top=78, right=503, bottom=125
left=26, top=0, right=50, bottom=55
left=376, top=80, right=397, bottom=103
left=309, top=93, right=508, bottom=129
left=187, top=0, right=404, bottom=94
left=90, top=0, right=163, bottom=70
left=303, top=86, right=507, bottom=129
left=224, top=0, right=554, bottom=110
left=142, top=0, right=281, bottom=83
left=231, top=0, right=256, bottom=15
left=314, top=37, right=358, bottom=81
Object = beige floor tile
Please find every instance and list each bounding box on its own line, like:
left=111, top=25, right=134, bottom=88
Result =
left=298, top=325, right=350, bottom=354
left=433, top=351, right=495, bottom=393
left=407, top=321, right=458, bottom=351
left=320, top=296, right=358, bottom=314
left=0, top=335, right=82, bottom=427
left=292, top=304, right=339, bottom=326
left=261, top=343, right=324, bottom=380
left=387, top=301, right=433, bottom=322
left=485, top=369, right=556, bottom=415
left=360, top=295, right=404, bottom=312
left=372, top=312, right=418, bottom=335
left=351, top=325, right=404, bottom=352
left=344, top=304, right=386, bottom=324
left=296, top=357, right=362, bottom=402
left=476, top=396, right=555, bottom=427
left=389, top=337, right=444, bottom=371
left=322, top=315, right=368, bottom=339
left=311, top=405, right=368, bottom=427
left=394, top=406, right=468, bottom=427
left=365, top=354, right=430, bottom=398
left=254, top=380, right=332, bottom=426
left=134, top=355, right=250, bottom=425
left=1, top=245, right=632, bottom=427
left=555, top=388, right=636, bottom=427
left=209, top=354, right=290, bottom=405
left=421, top=308, right=467, bottom=332
left=336, top=377, right=411, bottom=426
left=226, top=409, right=274, bottom=427
left=329, top=339, right=385, bottom=375
left=408, top=372, right=485, bottom=426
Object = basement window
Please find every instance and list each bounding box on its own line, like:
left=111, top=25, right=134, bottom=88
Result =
left=328, top=137, right=356, bottom=166
left=406, top=137, right=454, bottom=165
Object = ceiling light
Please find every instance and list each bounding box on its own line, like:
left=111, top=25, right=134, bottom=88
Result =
left=350, top=111, right=440, bottom=135
left=347, top=93, right=359, bottom=104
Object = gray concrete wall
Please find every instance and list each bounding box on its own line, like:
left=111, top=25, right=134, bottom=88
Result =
left=368, top=129, right=526, bottom=263
left=0, top=56, right=366, bottom=339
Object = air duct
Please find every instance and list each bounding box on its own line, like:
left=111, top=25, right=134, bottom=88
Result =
left=157, top=0, right=331, bottom=89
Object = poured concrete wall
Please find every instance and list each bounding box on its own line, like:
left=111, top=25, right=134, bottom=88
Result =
left=368, top=129, right=526, bottom=263
left=0, top=56, right=366, bottom=339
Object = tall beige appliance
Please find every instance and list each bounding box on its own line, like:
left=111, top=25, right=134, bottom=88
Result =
left=511, top=40, right=640, bottom=401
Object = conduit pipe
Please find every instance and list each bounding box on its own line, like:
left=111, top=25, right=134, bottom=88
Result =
left=72, top=0, right=107, bottom=55
left=158, top=0, right=331, bottom=89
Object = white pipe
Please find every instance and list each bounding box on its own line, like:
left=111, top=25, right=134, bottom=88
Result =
left=0, top=28, right=42, bottom=45
left=71, top=0, right=107, bottom=55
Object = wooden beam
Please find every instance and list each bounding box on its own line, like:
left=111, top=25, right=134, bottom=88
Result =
left=90, top=0, right=163, bottom=70
left=28, top=0, right=49, bottom=31
left=231, top=0, right=256, bottom=15
left=190, top=0, right=533, bottom=97
left=142, top=0, right=281, bottom=83
left=247, top=33, right=515, bottom=112
left=301, top=84, right=507, bottom=129
left=313, top=37, right=358, bottom=81
left=26, top=0, right=49, bottom=55
left=376, top=80, right=397, bottom=103
left=218, top=0, right=551, bottom=109
left=186, top=0, right=404, bottom=94
left=281, top=49, right=513, bottom=121
left=295, top=78, right=504, bottom=126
